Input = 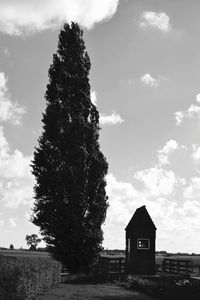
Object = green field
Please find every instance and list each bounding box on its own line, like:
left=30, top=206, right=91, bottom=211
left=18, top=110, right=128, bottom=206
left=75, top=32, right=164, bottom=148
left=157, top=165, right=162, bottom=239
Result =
left=0, top=249, right=50, bottom=257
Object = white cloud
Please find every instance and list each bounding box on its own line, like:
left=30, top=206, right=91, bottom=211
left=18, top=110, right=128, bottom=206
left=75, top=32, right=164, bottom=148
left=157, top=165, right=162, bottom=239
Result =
left=106, top=173, right=139, bottom=202
left=0, top=0, right=119, bottom=35
left=0, top=220, right=5, bottom=228
left=175, top=94, right=200, bottom=126
left=140, top=11, right=171, bottom=32
left=0, top=72, right=25, bottom=125
left=90, top=92, right=124, bottom=125
left=100, top=111, right=124, bottom=125
left=175, top=105, right=200, bottom=125
left=91, top=91, right=98, bottom=106
left=2, top=182, right=34, bottom=208
left=103, top=173, right=200, bottom=253
left=158, top=139, right=178, bottom=166
left=135, top=166, right=178, bottom=196
left=135, top=140, right=187, bottom=195
left=196, top=93, right=200, bottom=103
left=187, top=104, right=200, bottom=117
left=0, top=126, right=34, bottom=208
left=140, top=73, right=159, bottom=87
left=8, top=217, right=17, bottom=228
left=174, top=111, right=184, bottom=126
left=103, top=174, right=142, bottom=248
left=157, top=199, right=200, bottom=252
left=24, top=212, right=31, bottom=222
left=0, top=72, right=7, bottom=97
left=184, top=177, right=200, bottom=199
left=191, top=144, right=200, bottom=163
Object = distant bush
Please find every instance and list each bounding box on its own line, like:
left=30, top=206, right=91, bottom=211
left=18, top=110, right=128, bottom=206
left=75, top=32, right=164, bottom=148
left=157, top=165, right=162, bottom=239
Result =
left=0, top=254, right=61, bottom=300
left=128, top=275, right=200, bottom=300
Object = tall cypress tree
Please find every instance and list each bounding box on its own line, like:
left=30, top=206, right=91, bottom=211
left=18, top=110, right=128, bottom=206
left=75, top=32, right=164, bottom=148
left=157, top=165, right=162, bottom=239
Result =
left=31, top=23, right=108, bottom=273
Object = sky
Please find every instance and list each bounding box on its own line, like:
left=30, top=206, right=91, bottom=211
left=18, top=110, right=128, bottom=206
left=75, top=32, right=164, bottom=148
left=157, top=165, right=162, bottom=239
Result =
left=0, top=0, right=200, bottom=254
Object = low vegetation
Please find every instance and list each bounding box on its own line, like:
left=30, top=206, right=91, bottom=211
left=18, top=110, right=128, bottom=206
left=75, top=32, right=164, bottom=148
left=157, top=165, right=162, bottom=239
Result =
left=0, top=253, right=61, bottom=300
left=128, top=275, right=200, bottom=300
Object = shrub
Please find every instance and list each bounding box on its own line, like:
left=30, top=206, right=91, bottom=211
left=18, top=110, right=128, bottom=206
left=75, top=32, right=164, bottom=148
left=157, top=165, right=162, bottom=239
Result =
left=0, top=254, right=61, bottom=300
left=128, top=275, right=200, bottom=300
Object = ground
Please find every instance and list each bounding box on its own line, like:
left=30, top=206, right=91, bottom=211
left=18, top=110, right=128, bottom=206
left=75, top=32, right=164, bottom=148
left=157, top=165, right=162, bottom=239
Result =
left=38, top=283, right=154, bottom=300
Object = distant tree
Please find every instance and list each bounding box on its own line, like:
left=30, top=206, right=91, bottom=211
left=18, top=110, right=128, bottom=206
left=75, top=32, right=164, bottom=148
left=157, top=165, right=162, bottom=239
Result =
left=31, top=22, right=108, bottom=273
left=9, top=244, right=14, bottom=250
left=25, top=234, right=41, bottom=250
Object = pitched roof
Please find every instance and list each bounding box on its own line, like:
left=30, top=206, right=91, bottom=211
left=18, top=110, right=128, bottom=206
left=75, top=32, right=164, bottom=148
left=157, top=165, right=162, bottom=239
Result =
left=125, top=205, right=156, bottom=231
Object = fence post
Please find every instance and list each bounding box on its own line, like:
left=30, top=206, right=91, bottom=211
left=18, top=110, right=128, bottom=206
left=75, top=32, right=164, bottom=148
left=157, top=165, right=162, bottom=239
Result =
left=185, top=261, right=188, bottom=274
left=118, top=257, right=122, bottom=281
left=162, top=259, right=166, bottom=272
left=170, top=259, right=172, bottom=273
left=177, top=260, right=180, bottom=274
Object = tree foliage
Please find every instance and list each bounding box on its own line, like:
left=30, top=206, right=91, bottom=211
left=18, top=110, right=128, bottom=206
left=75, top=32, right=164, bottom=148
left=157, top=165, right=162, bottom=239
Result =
left=9, top=244, right=14, bottom=250
left=25, top=234, right=41, bottom=250
left=31, top=23, right=108, bottom=273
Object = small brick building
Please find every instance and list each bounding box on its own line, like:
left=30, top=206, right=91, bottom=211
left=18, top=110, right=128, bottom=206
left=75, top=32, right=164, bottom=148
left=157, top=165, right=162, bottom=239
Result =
left=125, top=205, right=156, bottom=275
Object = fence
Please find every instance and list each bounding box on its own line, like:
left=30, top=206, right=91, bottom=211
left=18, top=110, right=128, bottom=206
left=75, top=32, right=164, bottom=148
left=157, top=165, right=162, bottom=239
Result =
left=92, top=256, right=125, bottom=279
left=160, top=258, right=193, bottom=275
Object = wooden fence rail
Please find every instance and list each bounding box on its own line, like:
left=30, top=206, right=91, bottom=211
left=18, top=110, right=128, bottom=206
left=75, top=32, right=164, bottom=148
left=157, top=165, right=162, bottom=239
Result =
left=92, top=256, right=125, bottom=279
left=161, top=258, right=193, bottom=275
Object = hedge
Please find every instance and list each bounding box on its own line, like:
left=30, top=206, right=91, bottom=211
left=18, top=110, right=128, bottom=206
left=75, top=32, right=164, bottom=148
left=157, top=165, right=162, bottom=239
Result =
left=0, top=254, right=61, bottom=300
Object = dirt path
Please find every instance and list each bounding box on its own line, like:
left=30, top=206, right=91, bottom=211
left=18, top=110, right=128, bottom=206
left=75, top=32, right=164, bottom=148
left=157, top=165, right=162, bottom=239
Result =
left=38, top=283, right=154, bottom=300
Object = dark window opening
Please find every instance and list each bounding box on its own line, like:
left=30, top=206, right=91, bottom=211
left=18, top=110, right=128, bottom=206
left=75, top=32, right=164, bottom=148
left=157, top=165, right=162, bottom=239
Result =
left=137, top=238, right=150, bottom=250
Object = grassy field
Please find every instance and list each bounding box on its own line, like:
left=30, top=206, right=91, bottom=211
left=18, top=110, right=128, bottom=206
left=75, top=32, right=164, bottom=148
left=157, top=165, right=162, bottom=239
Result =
left=0, top=249, right=50, bottom=257
left=38, top=283, right=153, bottom=300
left=1, top=250, right=200, bottom=274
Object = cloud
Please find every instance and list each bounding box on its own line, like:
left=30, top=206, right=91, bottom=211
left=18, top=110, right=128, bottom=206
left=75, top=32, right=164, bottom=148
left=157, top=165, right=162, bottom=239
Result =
left=0, top=0, right=119, bottom=36
left=7, top=217, right=17, bottom=228
left=100, top=111, right=124, bottom=125
left=191, top=144, right=200, bottom=163
left=140, top=11, right=171, bottom=32
left=175, top=94, right=200, bottom=126
left=187, top=104, right=200, bottom=117
left=90, top=91, right=98, bottom=106
left=175, top=105, right=200, bottom=125
left=135, top=166, right=178, bottom=196
left=103, top=138, right=200, bottom=251
left=157, top=199, right=200, bottom=252
left=106, top=173, right=139, bottom=202
left=0, top=127, right=34, bottom=208
left=0, top=216, right=18, bottom=229
left=134, top=139, right=187, bottom=196
left=90, top=91, right=124, bottom=125
left=174, top=111, right=184, bottom=126
left=103, top=174, right=142, bottom=248
left=140, top=73, right=159, bottom=87
left=103, top=173, right=200, bottom=252
left=0, top=72, right=25, bottom=125
left=158, top=139, right=178, bottom=166
left=196, top=93, right=200, bottom=103
left=183, top=176, right=200, bottom=199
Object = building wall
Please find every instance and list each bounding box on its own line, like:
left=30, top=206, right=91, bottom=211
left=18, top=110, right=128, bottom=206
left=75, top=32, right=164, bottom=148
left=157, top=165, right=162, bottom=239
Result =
left=125, top=228, right=156, bottom=275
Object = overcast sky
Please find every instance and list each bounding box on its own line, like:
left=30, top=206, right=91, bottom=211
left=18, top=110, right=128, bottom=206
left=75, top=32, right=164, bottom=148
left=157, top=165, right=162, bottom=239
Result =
left=1, top=0, right=200, bottom=253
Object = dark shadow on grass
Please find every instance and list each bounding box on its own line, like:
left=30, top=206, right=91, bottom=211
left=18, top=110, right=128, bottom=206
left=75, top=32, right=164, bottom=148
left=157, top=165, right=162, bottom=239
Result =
left=61, top=274, right=107, bottom=284
left=96, top=296, right=147, bottom=300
